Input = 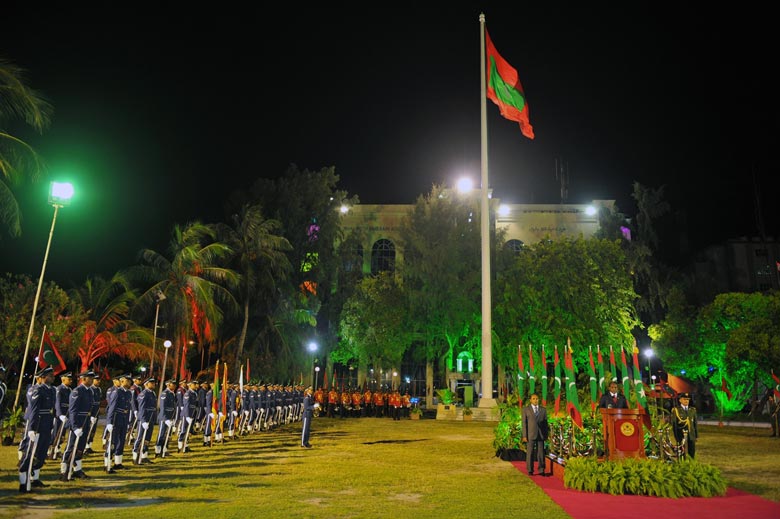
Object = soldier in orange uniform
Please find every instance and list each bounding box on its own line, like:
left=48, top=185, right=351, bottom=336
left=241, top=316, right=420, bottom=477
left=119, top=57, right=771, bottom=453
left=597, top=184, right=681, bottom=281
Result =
left=327, top=386, right=338, bottom=418
left=389, top=389, right=402, bottom=421
left=373, top=388, right=385, bottom=418
left=402, top=390, right=412, bottom=419
left=351, top=389, right=362, bottom=418
left=313, top=387, right=324, bottom=417
left=339, top=388, right=351, bottom=419
left=362, top=387, right=373, bottom=417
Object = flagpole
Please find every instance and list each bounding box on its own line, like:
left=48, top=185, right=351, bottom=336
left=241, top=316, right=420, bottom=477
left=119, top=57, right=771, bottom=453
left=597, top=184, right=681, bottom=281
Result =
left=478, top=13, right=495, bottom=409
left=36, top=325, right=47, bottom=371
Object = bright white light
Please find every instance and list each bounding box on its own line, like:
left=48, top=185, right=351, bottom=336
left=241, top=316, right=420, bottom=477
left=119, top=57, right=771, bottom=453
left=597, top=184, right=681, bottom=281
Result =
left=314, top=366, right=320, bottom=372
left=164, top=340, right=172, bottom=348
left=456, top=178, right=473, bottom=193
left=340, top=205, right=349, bottom=214
left=140, top=366, right=146, bottom=372
left=498, top=204, right=511, bottom=217
left=644, top=348, right=653, bottom=358
left=585, top=205, right=597, bottom=216
left=308, top=341, right=318, bottom=353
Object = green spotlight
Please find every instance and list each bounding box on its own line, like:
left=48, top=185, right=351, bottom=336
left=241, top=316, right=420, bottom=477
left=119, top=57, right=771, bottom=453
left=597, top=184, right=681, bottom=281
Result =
left=49, top=181, right=74, bottom=206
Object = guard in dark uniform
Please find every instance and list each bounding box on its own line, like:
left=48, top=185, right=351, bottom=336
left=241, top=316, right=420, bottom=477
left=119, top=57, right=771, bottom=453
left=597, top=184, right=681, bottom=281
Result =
left=672, top=392, right=698, bottom=458
left=132, top=377, right=157, bottom=464
left=178, top=380, right=199, bottom=452
left=51, top=372, right=72, bottom=459
left=18, top=367, right=55, bottom=492
left=301, top=386, right=315, bottom=448
left=104, top=373, right=133, bottom=472
left=101, top=374, right=121, bottom=447
left=226, top=382, right=238, bottom=439
left=155, top=379, right=177, bottom=457
left=60, top=370, right=95, bottom=481
left=85, top=376, right=102, bottom=453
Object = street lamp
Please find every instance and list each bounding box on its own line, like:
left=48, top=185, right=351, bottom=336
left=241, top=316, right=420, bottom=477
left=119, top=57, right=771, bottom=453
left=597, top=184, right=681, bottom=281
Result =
left=314, top=366, right=320, bottom=390
left=149, top=290, right=166, bottom=375
left=392, top=371, right=398, bottom=391
left=14, top=182, right=74, bottom=412
left=644, top=348, right=654, bottom=385
left=158, top=339, right=172, bottom=400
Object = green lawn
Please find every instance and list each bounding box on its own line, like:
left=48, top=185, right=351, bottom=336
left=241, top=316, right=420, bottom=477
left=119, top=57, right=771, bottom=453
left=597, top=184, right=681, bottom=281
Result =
left=1, top=418, right=777, bottom=519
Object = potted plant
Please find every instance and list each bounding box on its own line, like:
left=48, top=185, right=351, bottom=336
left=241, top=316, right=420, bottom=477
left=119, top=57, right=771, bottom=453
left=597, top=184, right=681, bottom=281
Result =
left=462, top=406, right=473, bottom=421
left=410, top=406, right=423, bottom=420
left=1, top=406, right=23, bottom=446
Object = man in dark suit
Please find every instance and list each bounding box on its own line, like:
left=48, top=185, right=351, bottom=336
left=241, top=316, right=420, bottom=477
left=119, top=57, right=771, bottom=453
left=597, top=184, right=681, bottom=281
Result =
left=598, top=381, right=628, bottom=409
left=522, top=393, right=548, bottom=476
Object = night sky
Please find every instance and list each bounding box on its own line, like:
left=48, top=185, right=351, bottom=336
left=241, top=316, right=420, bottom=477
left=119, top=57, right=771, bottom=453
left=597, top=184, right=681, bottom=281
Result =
left=1, top=4, right=777, bottom=287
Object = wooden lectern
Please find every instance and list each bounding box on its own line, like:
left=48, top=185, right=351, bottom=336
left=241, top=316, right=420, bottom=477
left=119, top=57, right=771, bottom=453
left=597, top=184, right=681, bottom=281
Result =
left=600, top=408, right=647, bottom=460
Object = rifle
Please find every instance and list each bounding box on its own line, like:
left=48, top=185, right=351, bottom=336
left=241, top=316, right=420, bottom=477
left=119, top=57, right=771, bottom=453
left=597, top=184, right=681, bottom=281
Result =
left=85, top=415, right=98, bottom=450
left=162, top=407, right=178, bottom=457
left=51, top=418, right=66, bottom=460
left=134, top=420, right=146, bottom=465
left=182, top=417, right=193, bottom=453
left=126, top=410, right=138, bottom=446
left=104, top=426, right=113, bottom=472
left=24, top=432, right=39, bottom=491
left=66, top=430, right=79, bottom=480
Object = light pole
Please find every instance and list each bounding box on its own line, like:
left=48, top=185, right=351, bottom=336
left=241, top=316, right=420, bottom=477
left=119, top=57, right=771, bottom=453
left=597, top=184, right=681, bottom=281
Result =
left=314, top=366, right=320, bottom=390
left=307, top=341, right=317, bottom=387
left=149, top=290, right=166, bottom=376
left=644, top=348, right=654, bottom=385
left=392, top=371, right=398, bottom=391
left=14, top=182, right=74, bottom=412
left=158, top=340, right=172, bottom=400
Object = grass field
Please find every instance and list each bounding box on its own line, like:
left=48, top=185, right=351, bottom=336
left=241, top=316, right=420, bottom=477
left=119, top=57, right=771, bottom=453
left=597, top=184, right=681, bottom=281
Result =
left=1, top=417, right=778, bottom=519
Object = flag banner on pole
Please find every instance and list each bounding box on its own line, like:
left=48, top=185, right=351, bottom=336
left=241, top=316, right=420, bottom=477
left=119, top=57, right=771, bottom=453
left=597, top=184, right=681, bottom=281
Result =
left=632, top=345, right=652, bottom=429
left=528, top=345, right=536, bottom=396
left=564, top=341, right=583, bottom=428
left=588, top=346, right=598, bottom=412
left=609, top=345, right=617, bottom=383
left=221, top=362, right=228, bottom=428
left=212, top=361, right=220, bottom=422
left=597, top=345, right=606, bottom=396
left=246, top=358, right=250, bottom=382
left=540, top=344, right=548, bottom=406
left=239, top=363, right=244, bottom=396
left=553, top=345, right=562, bottom=415
left=620, top=346, right=632, bottom=399
left=485, top=28, right=535, bottom=139
left=772, top=370, right=780, bottom=399
left=517, top=345, right=525, bottom=407
left=40, top=331, right=67, bottom=374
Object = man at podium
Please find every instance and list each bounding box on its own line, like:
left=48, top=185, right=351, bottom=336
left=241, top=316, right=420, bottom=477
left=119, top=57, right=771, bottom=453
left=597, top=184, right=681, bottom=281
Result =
left=599, top=381, right=628, bottom=409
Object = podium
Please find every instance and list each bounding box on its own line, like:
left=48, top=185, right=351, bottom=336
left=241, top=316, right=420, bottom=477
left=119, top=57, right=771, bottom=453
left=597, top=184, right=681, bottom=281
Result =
left=600, top=408, right=647, bottom=460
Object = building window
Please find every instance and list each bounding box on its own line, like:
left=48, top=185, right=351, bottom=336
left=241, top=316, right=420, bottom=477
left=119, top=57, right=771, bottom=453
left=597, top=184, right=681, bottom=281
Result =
left=371, top=239, right=395, bottom=274
left=505, top=239, right=524, bottom=255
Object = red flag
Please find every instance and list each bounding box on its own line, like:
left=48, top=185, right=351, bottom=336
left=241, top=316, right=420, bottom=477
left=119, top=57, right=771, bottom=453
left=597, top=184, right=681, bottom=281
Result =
left=179, top=340, right=188, bottom=381
left=485, top=29, right=534, bottom=139
left=721, top=375, right=733, bottom=400
left=39, top=331, right=67, bottom=374
left=246, top=358, right=250, bottom=382
left=771, top=370, right=780, bottom=399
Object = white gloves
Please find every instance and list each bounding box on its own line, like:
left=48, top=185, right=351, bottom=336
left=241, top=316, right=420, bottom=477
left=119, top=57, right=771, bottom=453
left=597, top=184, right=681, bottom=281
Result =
left=218, top=412, right=224, bottom=418
left=232, top=411, right=237, bottom=417
left=314, top=403, right=320, bottom=408
left=243, top=410, right=249, bottom=416
left=208, top=413, right=215, bottom=419
left=90, top=416, right=97, bottom=425
left=186, top=417, right=193, bottom=424
left=165, top=420, right=173, bottom=427
left=59, top=415, right=67, bottom=423
left=106, top=424, right=113, bottom=432
left=142, top=422, right=149, bottom=430
left=74, top=428, right=83, bottom=437
left=28, top=430, right=37, bottom=440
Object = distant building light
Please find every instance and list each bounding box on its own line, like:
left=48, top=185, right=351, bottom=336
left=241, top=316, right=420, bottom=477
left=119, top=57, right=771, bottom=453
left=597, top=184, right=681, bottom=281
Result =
left=585, top=205, right=597, bottom=216
left=498, top=204, right=510, bottom=217
left=456, top=178, right=473, bottom=193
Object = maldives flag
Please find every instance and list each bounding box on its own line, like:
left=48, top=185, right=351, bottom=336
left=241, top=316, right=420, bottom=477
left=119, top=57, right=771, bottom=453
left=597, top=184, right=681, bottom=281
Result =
left=588, top=346, right=598, bottom=412
left=564, top=343, right=583, bottom=428
left=517, top=345, right=525, bottom=407
left=632, top=345, right=652, bottom=430
left=771, top=370, right=779, bottom=399
left=485, top=29, right=534, bottom=139
left=39, top=331, right=67, bottom=374
left=597, top=345, right=605, bottom=396
left=609, top=345, right=617, bottom=384
left=553, top=345, right=562, bottom=415
left=528, top=345, right=536, bottom=395
left=211, top=360, right=220, bottom=417
left=540, top=344, right=548, bottom=406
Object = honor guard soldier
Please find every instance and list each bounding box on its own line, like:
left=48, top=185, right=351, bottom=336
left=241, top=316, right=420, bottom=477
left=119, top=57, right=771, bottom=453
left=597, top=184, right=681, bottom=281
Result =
left=362, top=387, right=372, bottom=417
left=226, top=383, right=238, bottom=439
left=51, top=372, right=73, bottom=459
left=389, top=389, right=402, bottom=421
left=60, top=370, right=95, bottom=481
left=85, top=376, right=102, bottom=453
left=327, top=386, right=338, bottom=418
left=104, top=373, right=133, bottom=472
left=351, top=388, right=362, bottom=418
left=373, top=388, right=385, bottom=418
left=672, top=393, right=698, bottom=458
left=127, top=374, right=143, bottom=443
left=301, top=386, right=315, bottom=448
left=132, top=377, right=157, bottom=464
left=155, top=379, right=177, bottom=457
left=18, top=376, right=37, bottom=462
left=179, top=380, right=199, bottom=452
left=102, top=374, right=121, bottom=446
left=339, top=387, right=350, bottom=419
left=18, top=367, right=56, bottom=492
left=198, top=381, right=210, bottom=432
left=313, top=386, right=325, bottom=418
left=402, top=390, right=412, bottom=418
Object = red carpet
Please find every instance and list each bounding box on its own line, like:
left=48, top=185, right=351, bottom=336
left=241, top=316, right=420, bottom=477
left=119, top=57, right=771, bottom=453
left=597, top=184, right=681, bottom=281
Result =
left=510, top=461, right=780, bottom=519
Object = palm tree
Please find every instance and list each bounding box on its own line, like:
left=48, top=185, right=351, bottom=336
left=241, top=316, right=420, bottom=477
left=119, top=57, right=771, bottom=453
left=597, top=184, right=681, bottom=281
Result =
left=67, top=272, right=151, bottom=372
left=0, top=58, right=53, bottom=237
left=217, top=203, right=292, bottom=381
left=128, top=222, right=239, bottom=381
